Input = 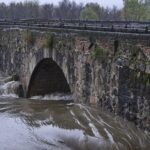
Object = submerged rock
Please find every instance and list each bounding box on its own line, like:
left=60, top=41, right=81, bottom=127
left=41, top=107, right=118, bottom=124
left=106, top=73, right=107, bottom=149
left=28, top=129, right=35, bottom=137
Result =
left=12, top=74, right=20, bottom=81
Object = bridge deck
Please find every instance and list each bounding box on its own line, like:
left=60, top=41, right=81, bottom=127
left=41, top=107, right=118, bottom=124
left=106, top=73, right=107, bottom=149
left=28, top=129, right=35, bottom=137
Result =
left=0, top=19, right=150, bottom=34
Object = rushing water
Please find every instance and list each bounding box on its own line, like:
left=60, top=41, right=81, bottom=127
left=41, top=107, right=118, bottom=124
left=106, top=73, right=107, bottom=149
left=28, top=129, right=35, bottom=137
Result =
left=0, top=75, right=150, bottom=150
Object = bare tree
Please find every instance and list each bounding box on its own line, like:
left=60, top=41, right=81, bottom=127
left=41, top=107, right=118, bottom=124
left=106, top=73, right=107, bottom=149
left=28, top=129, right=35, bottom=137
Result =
left=0, top=0, right=125, bottom=21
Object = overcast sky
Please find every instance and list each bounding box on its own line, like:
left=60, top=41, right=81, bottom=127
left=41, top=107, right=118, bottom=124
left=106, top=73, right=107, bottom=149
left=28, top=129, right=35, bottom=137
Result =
left=0, top=0, right=124, bottom=8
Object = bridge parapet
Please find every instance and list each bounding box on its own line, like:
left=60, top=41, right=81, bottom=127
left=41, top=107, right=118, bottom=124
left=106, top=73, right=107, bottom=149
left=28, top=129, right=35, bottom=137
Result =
left=0, top=20, right=150, bottom=34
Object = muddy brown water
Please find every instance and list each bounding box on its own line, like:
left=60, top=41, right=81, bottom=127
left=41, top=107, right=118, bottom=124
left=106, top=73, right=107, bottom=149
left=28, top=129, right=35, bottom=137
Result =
left=0, top=97, right=150, bottom=150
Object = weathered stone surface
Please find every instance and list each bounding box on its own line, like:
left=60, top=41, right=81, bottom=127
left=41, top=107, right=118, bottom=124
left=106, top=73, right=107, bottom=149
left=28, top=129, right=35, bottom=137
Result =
left=0, top=28, right=149, bottom=131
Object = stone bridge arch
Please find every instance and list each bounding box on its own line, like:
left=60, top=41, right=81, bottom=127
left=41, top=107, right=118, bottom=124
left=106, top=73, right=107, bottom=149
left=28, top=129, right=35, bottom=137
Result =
left=26, top=58, right=71, bottom=98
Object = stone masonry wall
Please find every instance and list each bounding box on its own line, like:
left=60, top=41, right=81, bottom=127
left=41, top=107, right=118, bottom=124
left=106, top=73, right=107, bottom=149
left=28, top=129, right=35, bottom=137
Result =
left=0, top=28, right=149, bottom=131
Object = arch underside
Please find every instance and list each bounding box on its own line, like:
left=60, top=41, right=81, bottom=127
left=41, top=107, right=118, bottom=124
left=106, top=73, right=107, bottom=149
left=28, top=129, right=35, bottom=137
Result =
left=27, top=58, right=71, bottom=98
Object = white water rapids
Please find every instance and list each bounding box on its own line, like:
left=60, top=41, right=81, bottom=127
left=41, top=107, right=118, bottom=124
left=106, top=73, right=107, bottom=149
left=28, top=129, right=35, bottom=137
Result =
left=30, top=93, right=73, bottom=101
left=0, top=72, right=150, bottom=150
left=0, top=75, right=20, bottom=98
left=0, top=73, right=73, bottom=101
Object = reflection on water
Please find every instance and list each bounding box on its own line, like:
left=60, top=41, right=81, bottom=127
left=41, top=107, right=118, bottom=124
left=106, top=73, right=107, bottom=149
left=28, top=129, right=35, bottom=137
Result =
left=0, top=98, right=150, bottom=150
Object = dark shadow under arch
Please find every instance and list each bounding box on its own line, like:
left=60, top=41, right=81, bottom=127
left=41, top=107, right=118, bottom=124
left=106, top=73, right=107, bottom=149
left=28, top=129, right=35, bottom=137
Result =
left=27, top=58, right=71, bottom=98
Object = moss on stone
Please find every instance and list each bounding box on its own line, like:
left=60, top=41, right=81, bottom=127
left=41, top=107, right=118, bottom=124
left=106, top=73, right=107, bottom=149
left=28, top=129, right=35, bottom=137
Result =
left=23, top=31, right=35, bottom=45
left=143, top=73, right=150, bottom=86
left=135, top=70, right=150, bottom=86
left=36, top=32, right=55, bottom=49
left=92, top=44, right=108, bottom=60
left=45, top=32, right=55, bottom=49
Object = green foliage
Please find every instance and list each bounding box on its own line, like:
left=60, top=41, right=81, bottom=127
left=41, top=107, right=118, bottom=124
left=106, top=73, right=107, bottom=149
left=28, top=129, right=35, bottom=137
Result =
left=80, top=5, right=99, bottom=20
left=92, top=44, right=108, bottom=59
left=123, top=0, right=150, bottom=21
left=44, top=33, right=55, bottom=48
left=86, top=3, right=101, bottom=19
left=24, top=31, right=35, bottom=45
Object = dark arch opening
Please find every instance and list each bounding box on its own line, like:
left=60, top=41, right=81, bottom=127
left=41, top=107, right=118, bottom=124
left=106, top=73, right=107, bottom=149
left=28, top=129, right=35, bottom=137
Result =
left=27, top=58, right=71, bottom=98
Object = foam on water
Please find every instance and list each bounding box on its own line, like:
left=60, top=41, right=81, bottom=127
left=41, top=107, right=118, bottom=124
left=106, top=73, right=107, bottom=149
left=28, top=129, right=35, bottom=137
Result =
left=0, top=73, right=73, bottom=100
left=0, top=80, right=20, bottom=98
left=30, top=93, right=73, bottom=101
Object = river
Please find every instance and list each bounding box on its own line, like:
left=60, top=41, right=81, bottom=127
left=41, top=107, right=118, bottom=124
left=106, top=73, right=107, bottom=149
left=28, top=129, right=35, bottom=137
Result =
left=0, top=75, right=150, bottom=150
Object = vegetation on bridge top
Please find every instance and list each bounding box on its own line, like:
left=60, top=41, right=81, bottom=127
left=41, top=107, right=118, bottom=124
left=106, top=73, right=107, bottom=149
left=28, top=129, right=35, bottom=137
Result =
left=23, top=30, right=55, bottom=48
left=41, top=33, right=55, bottom=49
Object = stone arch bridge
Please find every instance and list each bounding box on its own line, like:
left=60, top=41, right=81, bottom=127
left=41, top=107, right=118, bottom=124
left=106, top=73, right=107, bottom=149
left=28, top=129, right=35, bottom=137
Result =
left=0, top=20, right=150, bottom=131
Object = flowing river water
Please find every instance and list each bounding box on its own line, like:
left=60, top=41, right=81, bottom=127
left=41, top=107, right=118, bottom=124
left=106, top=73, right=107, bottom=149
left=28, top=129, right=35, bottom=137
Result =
left=0, top=74, right=150, bottom=150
